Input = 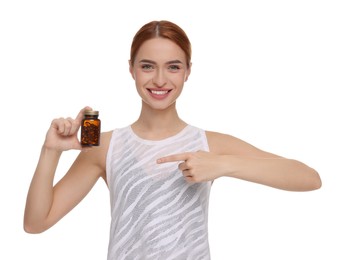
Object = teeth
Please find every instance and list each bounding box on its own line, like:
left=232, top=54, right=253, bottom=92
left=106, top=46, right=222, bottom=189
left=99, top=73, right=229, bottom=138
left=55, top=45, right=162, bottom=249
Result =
left=151, top=90, right=168, bottom=95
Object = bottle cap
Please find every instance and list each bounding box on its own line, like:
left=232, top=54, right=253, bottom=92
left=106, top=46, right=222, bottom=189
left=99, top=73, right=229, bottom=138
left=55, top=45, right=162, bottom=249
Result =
left=84, top=110, right=99, bottom=116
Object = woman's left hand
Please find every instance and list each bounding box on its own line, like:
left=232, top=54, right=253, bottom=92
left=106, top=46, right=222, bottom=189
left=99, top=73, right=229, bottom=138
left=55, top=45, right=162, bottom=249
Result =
left=157, top=151, right=228, bottom=182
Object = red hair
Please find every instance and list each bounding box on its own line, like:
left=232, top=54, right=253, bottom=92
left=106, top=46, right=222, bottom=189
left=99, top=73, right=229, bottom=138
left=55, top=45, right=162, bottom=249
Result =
left=130, top=20, right=192, bottom=68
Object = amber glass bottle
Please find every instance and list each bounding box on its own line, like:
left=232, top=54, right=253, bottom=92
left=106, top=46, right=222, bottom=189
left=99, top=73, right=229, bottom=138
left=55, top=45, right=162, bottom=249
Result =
left=81, top=110, right=101, bottom=146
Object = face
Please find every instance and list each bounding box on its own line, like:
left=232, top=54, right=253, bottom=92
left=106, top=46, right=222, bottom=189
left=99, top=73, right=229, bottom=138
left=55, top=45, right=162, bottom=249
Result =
left=129, top=38, right=191, bottom=111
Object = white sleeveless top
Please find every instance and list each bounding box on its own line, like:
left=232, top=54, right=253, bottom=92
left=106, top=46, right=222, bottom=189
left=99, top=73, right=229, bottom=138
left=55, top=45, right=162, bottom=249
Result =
left=106, top=125, right=211, bottom=260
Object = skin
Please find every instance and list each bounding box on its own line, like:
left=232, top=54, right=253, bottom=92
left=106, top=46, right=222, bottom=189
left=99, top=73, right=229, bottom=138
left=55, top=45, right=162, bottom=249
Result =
left=24, top=37, right=321, bottom=234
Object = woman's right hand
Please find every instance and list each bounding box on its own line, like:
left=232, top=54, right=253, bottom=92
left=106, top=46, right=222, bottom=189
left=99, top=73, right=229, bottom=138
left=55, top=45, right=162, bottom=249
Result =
left=43, top=106, right=92, bottom=152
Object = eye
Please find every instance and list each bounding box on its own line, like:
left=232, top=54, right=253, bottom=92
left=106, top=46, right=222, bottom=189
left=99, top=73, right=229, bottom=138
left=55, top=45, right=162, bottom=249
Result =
left=168, top=65, right=181, bottom=71
left=141, top=64, right=154, bottom=71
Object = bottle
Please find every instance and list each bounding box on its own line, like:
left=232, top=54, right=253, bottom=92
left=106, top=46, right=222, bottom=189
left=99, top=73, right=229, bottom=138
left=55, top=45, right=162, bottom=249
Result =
left=81, top=110, right=101, bottom=146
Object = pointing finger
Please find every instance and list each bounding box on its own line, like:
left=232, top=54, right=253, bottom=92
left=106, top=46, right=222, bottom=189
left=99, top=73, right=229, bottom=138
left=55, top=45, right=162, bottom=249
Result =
left=157, top=152, right=192, bottom=164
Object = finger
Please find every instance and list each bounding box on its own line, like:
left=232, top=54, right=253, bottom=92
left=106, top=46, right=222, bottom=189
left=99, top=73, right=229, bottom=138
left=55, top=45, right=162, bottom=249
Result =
left=69, top=117, right=81, bottom=135
left=52, top=118, right=65, bottom=134
left=157, top=152, right=192, bottom=164
left=182, top=169, right=192, bottom=177
left=184, top=175, right=194, bottom=183
left=61, top=118, right=73, bottom=136
left=178, top=162, right=188, bottom=171
left=75, top=106, right=93, bottom=124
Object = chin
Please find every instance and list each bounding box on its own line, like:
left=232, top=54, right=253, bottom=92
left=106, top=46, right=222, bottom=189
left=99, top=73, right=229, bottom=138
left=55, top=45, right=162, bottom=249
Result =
left=143, top=100, right=176, bottom=111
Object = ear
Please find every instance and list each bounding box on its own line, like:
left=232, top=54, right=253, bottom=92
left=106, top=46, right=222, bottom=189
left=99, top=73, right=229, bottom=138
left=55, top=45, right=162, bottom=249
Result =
left=128, top=60, right=135, bottom=80
left=184, top=62, right=192, bottom=82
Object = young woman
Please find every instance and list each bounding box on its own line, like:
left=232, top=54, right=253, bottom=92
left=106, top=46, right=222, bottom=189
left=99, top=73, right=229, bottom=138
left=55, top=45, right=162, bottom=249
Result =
left=24, top=20, right=321, bottom=259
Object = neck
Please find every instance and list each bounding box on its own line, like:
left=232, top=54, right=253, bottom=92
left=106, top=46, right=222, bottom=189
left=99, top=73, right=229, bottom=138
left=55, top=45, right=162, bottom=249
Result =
left=131, top=101, right=187, bottom=139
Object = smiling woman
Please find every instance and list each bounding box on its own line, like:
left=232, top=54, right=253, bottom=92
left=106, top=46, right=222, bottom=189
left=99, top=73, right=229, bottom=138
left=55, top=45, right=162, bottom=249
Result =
left=129, top=37, right=191, bottom=110
left=24, top=20, right=321, bottom=260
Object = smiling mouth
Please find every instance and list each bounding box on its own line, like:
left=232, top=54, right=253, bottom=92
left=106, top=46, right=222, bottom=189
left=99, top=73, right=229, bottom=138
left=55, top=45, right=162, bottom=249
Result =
left=148, top=89, right=172, bottom=95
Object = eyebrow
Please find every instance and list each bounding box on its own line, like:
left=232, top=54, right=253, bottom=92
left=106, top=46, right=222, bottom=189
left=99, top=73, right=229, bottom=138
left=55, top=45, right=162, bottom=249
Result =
left=138, top=59, right=183, bottom=65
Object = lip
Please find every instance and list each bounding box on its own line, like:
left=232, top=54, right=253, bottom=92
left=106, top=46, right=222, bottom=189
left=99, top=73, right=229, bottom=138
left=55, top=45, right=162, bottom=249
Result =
left=147, top=88, right=172, bottom=100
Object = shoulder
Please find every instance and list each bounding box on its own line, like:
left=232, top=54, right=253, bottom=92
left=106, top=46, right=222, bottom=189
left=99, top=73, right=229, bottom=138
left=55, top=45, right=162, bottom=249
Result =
left=101, top=130, right=114, bottom=145
left=76, top=130, right=113, bottom=177
left=205, top=130, right=243, bottom=154
left=205, top=130, right=278, bottom=157
left=89, top=130, right=113, bottom=155
left=96, top=130, right=114, bottom=161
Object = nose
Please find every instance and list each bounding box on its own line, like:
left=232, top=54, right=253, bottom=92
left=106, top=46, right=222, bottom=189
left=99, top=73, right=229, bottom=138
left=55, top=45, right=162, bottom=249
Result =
left=152, top=69, right=167, bottom=87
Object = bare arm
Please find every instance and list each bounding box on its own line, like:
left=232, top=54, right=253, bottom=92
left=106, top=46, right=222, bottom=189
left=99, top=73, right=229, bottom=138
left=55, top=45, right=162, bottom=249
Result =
left=24, top=107, right=109, bottom=233
left=157, top=131, right=321, bottom=191
left=207, top=131, right=321, bottom=191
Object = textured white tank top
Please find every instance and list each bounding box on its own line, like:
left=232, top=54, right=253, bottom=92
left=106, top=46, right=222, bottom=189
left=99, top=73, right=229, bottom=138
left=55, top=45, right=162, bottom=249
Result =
left=106, top=125, right=211, bottom=260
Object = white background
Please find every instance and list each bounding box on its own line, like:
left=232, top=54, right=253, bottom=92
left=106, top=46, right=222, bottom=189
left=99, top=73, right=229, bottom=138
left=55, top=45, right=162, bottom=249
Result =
left=1, top=0, right=341, bottom=259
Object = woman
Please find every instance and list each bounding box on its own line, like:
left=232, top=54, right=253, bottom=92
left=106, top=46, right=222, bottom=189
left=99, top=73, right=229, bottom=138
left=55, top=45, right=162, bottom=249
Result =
left=24, top=20, right=321, bottom=259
